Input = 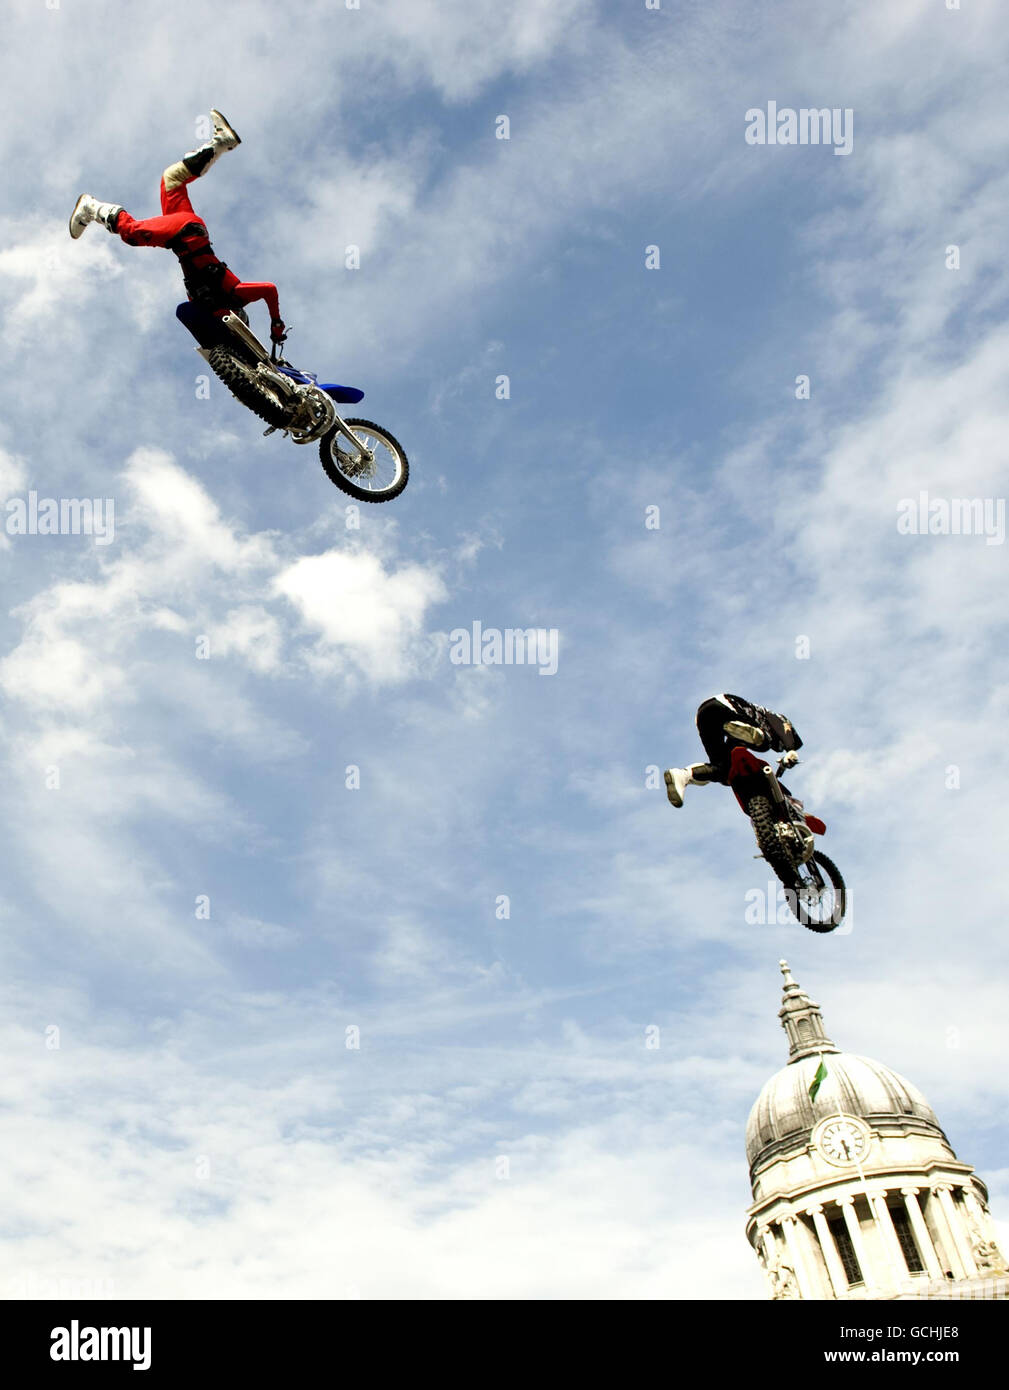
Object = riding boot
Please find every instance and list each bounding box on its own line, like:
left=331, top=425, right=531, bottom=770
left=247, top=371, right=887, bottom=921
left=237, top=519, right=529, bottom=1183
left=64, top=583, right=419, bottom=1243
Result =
left=664, top=762, right=719, bottom=807
left=175, top=108, right=242, bottom=182
left=68, top=195, right=123, bottom=238
left=723, top=719, right=767, bottom=749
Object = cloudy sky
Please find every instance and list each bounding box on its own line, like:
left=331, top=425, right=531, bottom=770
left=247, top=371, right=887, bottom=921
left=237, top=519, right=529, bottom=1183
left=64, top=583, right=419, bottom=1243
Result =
left=0, top=0, right=1006, bottom=1299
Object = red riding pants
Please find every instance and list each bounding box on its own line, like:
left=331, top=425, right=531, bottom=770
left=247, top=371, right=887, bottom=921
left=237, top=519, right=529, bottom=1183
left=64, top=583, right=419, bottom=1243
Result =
left=116, top=174, right=210, bottom=248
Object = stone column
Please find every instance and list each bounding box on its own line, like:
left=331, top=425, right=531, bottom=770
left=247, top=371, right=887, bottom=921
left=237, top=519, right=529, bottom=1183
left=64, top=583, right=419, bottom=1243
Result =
left=960, top=1186, right=986, bottom=1227
left=806, top=1203, right=848, bottom=1298
left=867, top=1187, right=907, bottom=1287
left=927, top=1183, right=966, bottom=1278
left=837, top=1195, right=872, bottom=1290
left=780, top=1212, right=816, bottom=1299
left=900, top=1187, right=943, bottom=1280
left=935, top=1184, right=978, bottom=1278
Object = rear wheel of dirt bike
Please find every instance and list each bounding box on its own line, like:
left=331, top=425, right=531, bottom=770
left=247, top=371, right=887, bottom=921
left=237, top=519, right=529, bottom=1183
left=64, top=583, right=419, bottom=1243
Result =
left=319, top=419, right=409, bottom=502
left=207, top=345, right=292, bottom=430
left=748, top=796, right=846, bottom=933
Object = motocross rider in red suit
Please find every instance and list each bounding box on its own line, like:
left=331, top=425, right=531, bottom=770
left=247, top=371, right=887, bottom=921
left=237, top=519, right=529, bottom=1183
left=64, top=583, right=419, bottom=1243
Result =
left=69, top=111, right=287, bottom=345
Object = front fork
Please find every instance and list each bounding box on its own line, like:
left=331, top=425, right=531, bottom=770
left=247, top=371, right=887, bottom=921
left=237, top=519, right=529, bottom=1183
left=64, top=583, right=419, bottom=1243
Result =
left=325, top=415, right=376, bottom=469
left=760, top=766, right=816, bottom=866
left=762, top=765, right=786, bottom=808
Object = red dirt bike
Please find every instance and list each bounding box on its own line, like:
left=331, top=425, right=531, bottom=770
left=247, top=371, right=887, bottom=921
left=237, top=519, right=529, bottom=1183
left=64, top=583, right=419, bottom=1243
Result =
left=727, top=736, right=846, bottom=932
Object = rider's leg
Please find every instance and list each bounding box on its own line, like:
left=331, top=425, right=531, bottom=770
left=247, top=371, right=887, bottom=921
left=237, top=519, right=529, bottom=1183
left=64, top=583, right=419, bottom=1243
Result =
left=160, top=168, right=200, bottom=217
left=70, top=112, right=240, bottom=242
left=723, top=719, right=767, bottom=748
left=695, top=696, right=736, bottom=779
left=161, top=108, right=241, bottom=206
left=664, top=762, right=720, bottom=808
left=665, top=696, right=736, bottom=808
left=70, top=189, right=200, bottom=245
left=114, top=207, right=201, bottom=248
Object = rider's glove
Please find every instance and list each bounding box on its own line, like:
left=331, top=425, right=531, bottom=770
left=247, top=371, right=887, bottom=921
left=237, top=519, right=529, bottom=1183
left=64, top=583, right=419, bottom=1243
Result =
left=781, top=750, right=799, bottom=768
left=270, top=317, right=287, bottom=343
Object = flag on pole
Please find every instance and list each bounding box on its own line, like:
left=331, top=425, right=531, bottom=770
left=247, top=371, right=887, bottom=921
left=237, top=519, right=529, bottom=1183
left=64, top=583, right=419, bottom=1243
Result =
left=809, top=1055, right=828, bottom=1102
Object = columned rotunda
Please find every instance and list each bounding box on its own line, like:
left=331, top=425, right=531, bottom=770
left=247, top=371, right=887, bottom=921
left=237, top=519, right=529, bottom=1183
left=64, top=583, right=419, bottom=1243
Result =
left=745, top=961, right=1008, bottom=1300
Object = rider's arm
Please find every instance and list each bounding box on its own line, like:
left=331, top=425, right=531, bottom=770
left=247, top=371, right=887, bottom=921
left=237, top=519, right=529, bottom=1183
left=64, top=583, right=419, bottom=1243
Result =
left=231, top=280, right=282, bottom=323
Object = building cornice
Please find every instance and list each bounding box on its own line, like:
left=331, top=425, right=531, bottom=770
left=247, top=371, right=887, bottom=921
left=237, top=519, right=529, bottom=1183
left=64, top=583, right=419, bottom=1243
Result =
left=745, top=1159, right=981, bottom=1237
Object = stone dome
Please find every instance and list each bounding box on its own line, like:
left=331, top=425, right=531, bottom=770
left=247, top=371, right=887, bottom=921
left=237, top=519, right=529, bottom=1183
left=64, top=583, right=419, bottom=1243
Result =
left=746, top=1050, right=942, bottom=1169
left=746, top=962, right=947, bottom=1173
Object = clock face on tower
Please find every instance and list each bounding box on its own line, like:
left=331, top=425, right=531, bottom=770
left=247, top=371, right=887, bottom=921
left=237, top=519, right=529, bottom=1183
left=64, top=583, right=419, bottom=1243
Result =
left=813, top=1116, right=870, bottom=1166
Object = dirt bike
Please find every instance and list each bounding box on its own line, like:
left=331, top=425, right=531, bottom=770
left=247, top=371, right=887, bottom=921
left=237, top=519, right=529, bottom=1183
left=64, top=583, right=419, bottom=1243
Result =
left=176, top=303, right=409, bottom=503
left=726, top=729, right=847, bottom=932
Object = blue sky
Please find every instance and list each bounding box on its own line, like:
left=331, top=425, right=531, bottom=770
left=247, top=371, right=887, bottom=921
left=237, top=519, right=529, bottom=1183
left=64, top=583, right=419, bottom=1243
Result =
left=0, top=0, right=1006, bottom=1298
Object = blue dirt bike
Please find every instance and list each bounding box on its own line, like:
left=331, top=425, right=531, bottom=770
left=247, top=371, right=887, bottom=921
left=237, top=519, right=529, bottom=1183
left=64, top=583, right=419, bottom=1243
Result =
left=177, top=303, right=409, bottom=503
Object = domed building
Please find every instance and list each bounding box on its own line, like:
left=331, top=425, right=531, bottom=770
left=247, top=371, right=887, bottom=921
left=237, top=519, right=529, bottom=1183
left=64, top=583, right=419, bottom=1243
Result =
left=745, top=961, right=1008, bottom=1300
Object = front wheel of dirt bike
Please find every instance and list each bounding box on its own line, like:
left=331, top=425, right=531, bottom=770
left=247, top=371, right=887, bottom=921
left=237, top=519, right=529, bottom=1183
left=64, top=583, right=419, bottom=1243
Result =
left=793, top=851, right=846, bottom=933
left=319, top=419, right=409, bottom=502
left=748, top=795, right=846, bottom=933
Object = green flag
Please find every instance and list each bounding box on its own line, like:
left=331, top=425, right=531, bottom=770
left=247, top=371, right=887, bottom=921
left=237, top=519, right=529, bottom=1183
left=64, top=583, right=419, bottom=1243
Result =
left=809, top=1056, right=828, bottom=1102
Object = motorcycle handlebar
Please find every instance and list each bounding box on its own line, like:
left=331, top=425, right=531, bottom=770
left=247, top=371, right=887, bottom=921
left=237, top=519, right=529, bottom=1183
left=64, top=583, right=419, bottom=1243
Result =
left=270, top=330, right=292, bottom=364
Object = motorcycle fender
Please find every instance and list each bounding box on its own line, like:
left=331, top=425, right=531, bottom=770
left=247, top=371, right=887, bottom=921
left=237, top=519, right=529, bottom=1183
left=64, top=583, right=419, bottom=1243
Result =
left=804, top=813, right=827, bottom=836
left=728, top=745, right=764, bottom=778
left=322, top=384, right=365, bottom=405
left=728, top=745, right=770, bottom=814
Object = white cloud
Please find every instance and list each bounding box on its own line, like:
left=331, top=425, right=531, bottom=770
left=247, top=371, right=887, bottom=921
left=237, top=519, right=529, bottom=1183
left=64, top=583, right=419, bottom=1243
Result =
left=212, top=606, right=284, bottom=674
left=275, top=547, right=446, bottom=683
left=350, top=0, right=591, bottom=104
left=0, top=1007, right=764, bottom=1300
left=0, top=222, right=125, bottom=339
left=0, top=447, right=26, bottom=497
